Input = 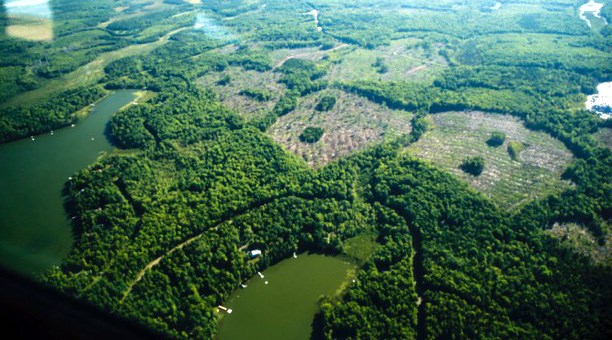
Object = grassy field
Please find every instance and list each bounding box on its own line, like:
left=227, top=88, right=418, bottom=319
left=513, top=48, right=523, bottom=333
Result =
left=547, top=223, right=611, bottom=267
left=268, top=88, right=412, bottom=167
left=407, top=111, right=574, bottom=209
left=196, top=66, right=286, bottom=121
left=326, top=38, right=447, bottom=84
left=342, top=232, right=379, bottom=264
left=5, top=17, right=53, bottom=41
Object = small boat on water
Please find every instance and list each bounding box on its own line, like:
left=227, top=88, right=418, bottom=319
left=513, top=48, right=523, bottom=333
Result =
left=218, top=305, right=233, bottom=314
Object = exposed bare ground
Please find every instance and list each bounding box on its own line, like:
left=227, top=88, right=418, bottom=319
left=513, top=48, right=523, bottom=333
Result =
left=406, top=65, right=427, bottom=75
left=6, top=22, right=53, bottom=41
left=407, top=111, right=574, bottom=209
left=196, top=67, right=286, bottom=121
left=268, top=89, right=412, bottom=167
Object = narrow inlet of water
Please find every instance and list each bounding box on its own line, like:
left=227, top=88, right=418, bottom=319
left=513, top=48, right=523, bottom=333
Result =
left=0, top=90, right=137, bottom=275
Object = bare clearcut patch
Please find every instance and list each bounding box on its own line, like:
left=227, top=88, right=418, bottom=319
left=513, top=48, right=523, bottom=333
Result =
left=408, top=111, right=574, bottom=209
left=268, top=89, right=412, bottom=167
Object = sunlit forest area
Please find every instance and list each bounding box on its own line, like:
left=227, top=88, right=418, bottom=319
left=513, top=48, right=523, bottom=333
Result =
left=0, top=0, right=611, bottom=338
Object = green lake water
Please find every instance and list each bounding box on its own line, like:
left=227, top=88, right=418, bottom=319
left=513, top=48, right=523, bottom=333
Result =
left=216, top=254, right=354, bottom=340
left=0, top=90, right=137, bottom=276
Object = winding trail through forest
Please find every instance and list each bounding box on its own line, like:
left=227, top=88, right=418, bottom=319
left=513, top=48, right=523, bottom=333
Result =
left=120, top=220, right=233, bottom=303
left=118, top=194, right=319, bottom=303
left=410, top=221, right=426, bottom=340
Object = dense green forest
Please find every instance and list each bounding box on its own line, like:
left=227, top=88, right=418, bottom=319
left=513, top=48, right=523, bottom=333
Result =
left=0, top=0, right=610, bottom=338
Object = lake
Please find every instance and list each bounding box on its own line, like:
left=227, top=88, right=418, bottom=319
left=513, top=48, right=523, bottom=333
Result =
left=0, top=90, right=137, bottom=276
left=216, top=254, right=354, bottom=340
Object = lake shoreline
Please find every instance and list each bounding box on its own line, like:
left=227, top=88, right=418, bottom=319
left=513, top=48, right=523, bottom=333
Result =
left=0, top=90, right=138, bottom=275
left=215, top=253, right=356, bottom=340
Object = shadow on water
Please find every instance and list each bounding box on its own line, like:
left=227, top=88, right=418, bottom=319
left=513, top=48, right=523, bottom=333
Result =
left=309, top=311, right=325, bottom=340
left=103, top=119, right=119, bottom=148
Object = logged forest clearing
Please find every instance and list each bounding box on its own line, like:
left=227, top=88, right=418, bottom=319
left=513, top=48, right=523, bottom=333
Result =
left=326, top=38, right=448, bottom=83
left=547, top=222, right=612, bottom=267
left=1, top=0, right=611, bottom=339
left=197, top=66, right=286, bottom=121
left=408, top=111, right=574, bottom=209
left=595, top=127, right=612, bottom=148
left=269, top=89, right=412, bottom=167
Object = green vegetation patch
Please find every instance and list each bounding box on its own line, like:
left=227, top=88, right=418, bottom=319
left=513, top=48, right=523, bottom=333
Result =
left=508, top=140, right=525, bottom=161
left=407, top=111, right=573, bottom=209
left=460, top=156, right=485, bottom=176
left=487, top=131, right=506, bottom=147
left=239, top=88, right=274, bottom=102
left=455, top=34, right=611, bottom=79
left=594, top=127, right=612, bottom=149
left=299, top=126, right=324, bottom=143
left=342, top=233, right=379, bottom=264
left=315, top=95, right=337, bottom=112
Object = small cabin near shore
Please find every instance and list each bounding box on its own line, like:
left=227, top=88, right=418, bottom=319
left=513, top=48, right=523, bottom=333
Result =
left=248, top=249, right=262, bottom=258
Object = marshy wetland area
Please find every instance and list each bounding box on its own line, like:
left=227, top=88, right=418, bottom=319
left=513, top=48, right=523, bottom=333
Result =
left=0, top=0, right=611, bottom=339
